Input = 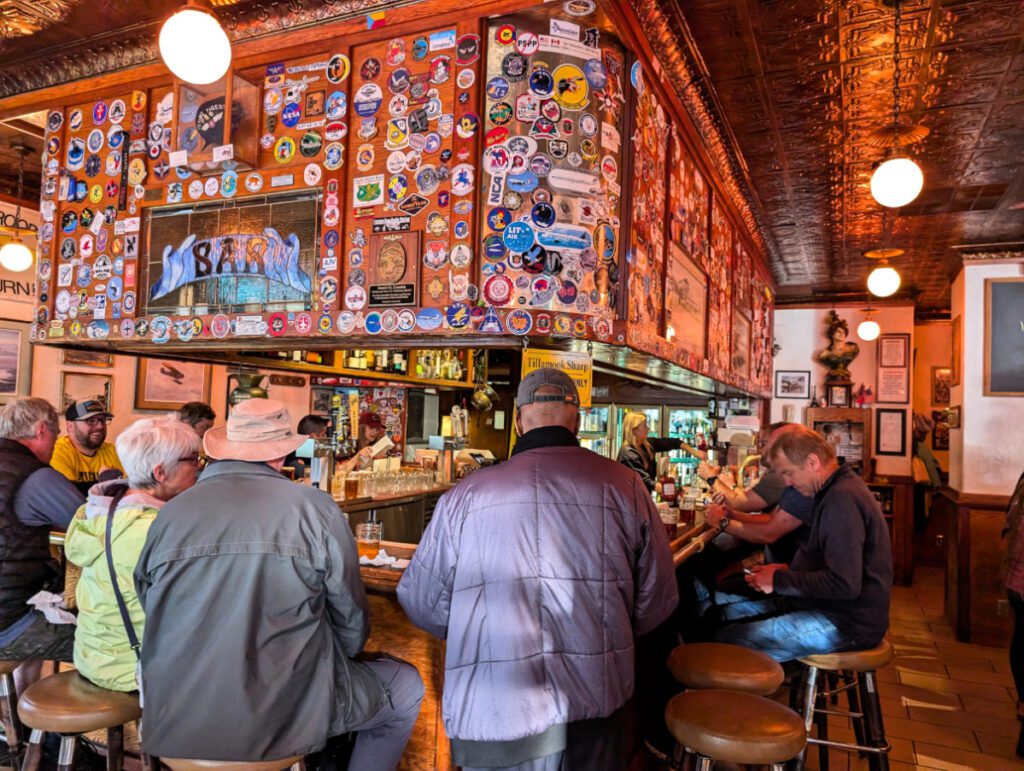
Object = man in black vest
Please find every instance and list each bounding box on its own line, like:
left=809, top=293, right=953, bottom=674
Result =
left=0, top=398, right=85, bottom=690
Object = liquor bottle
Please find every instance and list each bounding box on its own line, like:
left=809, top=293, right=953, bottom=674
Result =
left=660, top=473, right=678, bottom=506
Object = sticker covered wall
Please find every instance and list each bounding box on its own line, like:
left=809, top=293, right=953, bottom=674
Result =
left=478, top=12, right=625, bottom=321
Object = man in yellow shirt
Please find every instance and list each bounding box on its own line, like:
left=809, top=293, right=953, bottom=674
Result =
left=51, top=400, right=124, bottom=494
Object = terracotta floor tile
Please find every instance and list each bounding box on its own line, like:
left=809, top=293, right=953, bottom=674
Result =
left=946, top=665, right=1015, bottom=688
left=936, top=654, right=997, bottom=673
left=884, top=682, right=963, bottom=711
left=906, top=703, right=1020, bottom=738
left=959, top=694, right=1020, bottom=719
left=975, top=730, right=1024, bottom=760
left=899, top=671, right=1014, bottom=702
left=883, top=715, right=978, bottom=751
left=913, top=741, right=1024, bottom=770
left=894, top=660, right=949, bottom=677
left=934, top=640, right=1009, bottom=662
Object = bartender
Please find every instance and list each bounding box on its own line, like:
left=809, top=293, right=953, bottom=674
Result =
left=617, top=411, right=706, bottom=491
left=337, top=412, right=388, bottom=474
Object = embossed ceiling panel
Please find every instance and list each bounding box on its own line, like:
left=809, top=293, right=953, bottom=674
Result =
left=672, top=0, right=1024, bottom=310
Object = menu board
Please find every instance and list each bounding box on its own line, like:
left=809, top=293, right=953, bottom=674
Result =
left=342, top=25, right=481, bottom=331
left=478, top=14, right=625, bottom=323
left=627, top=65, right=668, bottom=334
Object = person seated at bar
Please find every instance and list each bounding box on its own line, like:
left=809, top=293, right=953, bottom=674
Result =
left=65, top=415, right=200, bottom=691
left=0, top=398, right=86, bottom=692
left=715, top=424, right=893, bottom=661
left=398, top=369, right=678, bottom=770
left=618, top=410, right=706, bottom=491
left=177, top=402, right=216, bottom=439
left=134, top=398, right=423, bottom=766
left=51, top=399, right=124, bottom=495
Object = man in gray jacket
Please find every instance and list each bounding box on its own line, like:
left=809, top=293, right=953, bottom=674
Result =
left=135, top=398, right=423, bottom=767
left=398, top=369, right=678, bottom=770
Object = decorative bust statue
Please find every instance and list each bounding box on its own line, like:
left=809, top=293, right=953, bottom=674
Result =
left=817, top=310, right=859, bottom=382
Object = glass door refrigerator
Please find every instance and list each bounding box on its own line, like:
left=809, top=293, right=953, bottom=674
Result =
left=578, top=405, right=611, bottom=458
left=665, top=408, right=713, bottom=486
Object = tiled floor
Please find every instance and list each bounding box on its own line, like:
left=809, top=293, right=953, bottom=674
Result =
left=807, top=566, right=1024, bottom=770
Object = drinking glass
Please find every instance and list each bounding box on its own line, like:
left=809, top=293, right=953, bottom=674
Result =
left=355, top=522, right=382, bottom=560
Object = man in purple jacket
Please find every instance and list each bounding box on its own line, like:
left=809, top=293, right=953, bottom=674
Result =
left=398, top=369, right=678, bottom=770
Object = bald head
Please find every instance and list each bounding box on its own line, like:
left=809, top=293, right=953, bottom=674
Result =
left=515, top=385, right=581, bottom=435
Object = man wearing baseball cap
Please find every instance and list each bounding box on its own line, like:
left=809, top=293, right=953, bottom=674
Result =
left=399, top=368, right=677, bottom=769
left=134, top=398, right=423, bottom=766
left=51, top=399, right=123, bottom=495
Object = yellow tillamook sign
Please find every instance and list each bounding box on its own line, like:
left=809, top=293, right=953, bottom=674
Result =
left=520, top=348, right=593, bottom=408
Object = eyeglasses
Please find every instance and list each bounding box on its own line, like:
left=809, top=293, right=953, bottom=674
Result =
left=177, top=454, right=207, bottom=469
left=78, top=416, right=112, bottom=427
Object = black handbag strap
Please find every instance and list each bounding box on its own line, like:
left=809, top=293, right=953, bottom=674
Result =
left=104, top=486, right=141, bottom=660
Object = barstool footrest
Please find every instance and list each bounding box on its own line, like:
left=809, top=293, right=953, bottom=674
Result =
left=813, top=706, right=864, bottom=719
left=807, top=737, right=891, bottom=755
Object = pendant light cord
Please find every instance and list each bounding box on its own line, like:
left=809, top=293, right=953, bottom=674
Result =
left=892, top=0, right=902, bottom=149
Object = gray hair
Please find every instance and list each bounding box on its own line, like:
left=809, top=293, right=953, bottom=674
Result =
left=0, top=398, right=59, bottom=440
left=115, top=416, right=201, bottom=489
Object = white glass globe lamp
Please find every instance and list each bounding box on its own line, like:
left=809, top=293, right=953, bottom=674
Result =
left=0, top=239, right=33, bottom=272
left=870, top=155, right=923, bottom=208
left=857, top=319, right=881, bottom=341
left=159, top=5, right=232, bottom=85
left=867, top=265, right=901, bottom=298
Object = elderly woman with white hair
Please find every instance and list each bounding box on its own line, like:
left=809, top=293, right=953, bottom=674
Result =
left=64, top=415, right=201, bottom=691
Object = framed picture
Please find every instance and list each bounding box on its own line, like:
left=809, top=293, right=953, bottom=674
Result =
left=731, top=309, right=751, bottom=379
left=775, top=370, right=811, bottom=399
left=664, top=243, right=707, bottom=357
left=876, top=368, right=909, bottom=403
left=0, top=320, right=32, bottom=403
left=931, top=367, right=951, bottom=406
left=947, top=405, right=961, bottom=429
left=60, top=371, right=112, bottom=413
left=135, top=358, right=211, bottom=410
left=932, top=424, right=950, bottom=451
left=311, top=386, right=333, bottom=415
left=875, top=408, right=906, bottom=456
left=62, top=349, right=113, bottom=368
left=867, top=483, right=895, bottom=516
left=984, top=278, right=1024, bottom=396
left=878, top=334, right=910, bottom=368
left=951, top=315, right=961, bottom=386
left=828, top=383, right=851, bottom=407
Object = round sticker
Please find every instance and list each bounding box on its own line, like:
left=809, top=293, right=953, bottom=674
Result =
left=204, top=176, right=219, bottom=196
left=86, top=129, right=104, bottom=153
left=281, top=103, right=301, bottom=128
left=326, top=91, right=347, bottom=120
left=515, top=32, right=539, bottom=56
left=92, top=101, right=108, bottom=125
left=503, top=220, right=535, bottom=252
left=327, top=54, right=351, bottom=83
left=221, top=170, right=238, bottom=197
left=483, top=274, right=514, bottom=306
left=529, top=68, right=554, bottom=97
left=300, top=131, right=323, bottom=157
left=502, top=52, right=528, bottom=81
left=486, top=76, right=511, bottom=100
left=496, top=24, right=516, bottom=46
left=324, top=142, right=344, bottom=171
left=364, top=312, right=382, bottom=335
left=245, top=172, right=264, bottom=192
left=264, top=88, right=283, bottom=115
left=457, top=68, right=475, bottom=89
left=188, top=179, right=203, bottom=199
left=360, top=58, right=381, bottom=81
left=274, top=136, right=296, bottom=164
left=506, top=309, right=533, bottom=335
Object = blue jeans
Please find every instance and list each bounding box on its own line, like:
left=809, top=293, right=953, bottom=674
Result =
left=714, top=593, right=854, bottom=662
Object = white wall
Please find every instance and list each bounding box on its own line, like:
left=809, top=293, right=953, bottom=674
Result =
left=949, top=261, right=1024, bottom=495
left=771, top=304, right=915, bottom=477
left=0, top=201, right=37, bottom=323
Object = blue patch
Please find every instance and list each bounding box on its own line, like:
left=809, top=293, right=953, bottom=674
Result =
left=281, top=103, right=301, bottom=128
left=364, top=311, right=383, bottom=334
left=483, top=234, right=507, bottom=260
left=445, top=302, right=471, bottom=329
left=416, top=307, right=444, bottom=330
left=503, top=221, right=536, bottom=252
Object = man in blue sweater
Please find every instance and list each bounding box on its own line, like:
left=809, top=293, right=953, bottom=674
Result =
left=716, top=424, right=893, bottom=661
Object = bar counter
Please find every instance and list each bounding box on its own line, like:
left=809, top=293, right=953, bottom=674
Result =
left=335, top=485, right=451, bottom=545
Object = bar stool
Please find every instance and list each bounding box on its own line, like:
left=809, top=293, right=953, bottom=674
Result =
left=796, top=640, right=894, bottom=771
left=17, top=670, right=148, bottom=771
left=0, top=660, right=24, bottom=761
left=668, top=642, right=785, bottom=695
left=665, top=689, right=806, bottom=770
left=164, top=757, right=304, bottom=771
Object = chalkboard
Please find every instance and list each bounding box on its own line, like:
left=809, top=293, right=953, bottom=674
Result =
left=985, top=278, right=1024, bottom=396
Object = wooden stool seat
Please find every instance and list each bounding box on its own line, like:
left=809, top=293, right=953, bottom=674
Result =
left=666, top=689, right=806, bottom=765
left=0, top=661, right=19, bottom=676
left=164, top=756, right=304, bottom=771
left=668, top=642, right=785, bottom=695
left=799, top=640, right=894, bottom=673
left=18, top=671, right=141, bottom=734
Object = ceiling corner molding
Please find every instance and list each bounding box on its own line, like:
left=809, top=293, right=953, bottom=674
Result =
left=0, top=0, right=406, bottom=100
left=625, top=0, right=780, bottom=280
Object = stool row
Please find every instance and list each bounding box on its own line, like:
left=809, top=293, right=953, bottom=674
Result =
left=665, top=640, right=894, bottom=770
left=0, top=662, right=302, bottom=771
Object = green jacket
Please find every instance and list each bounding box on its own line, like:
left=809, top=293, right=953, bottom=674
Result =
left=65, top=480, right=163, bottom=692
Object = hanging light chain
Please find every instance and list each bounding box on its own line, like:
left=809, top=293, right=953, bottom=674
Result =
left=892, top=0, right=903, bottom=147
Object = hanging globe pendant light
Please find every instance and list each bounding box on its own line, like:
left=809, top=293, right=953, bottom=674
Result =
left=159, top=3, right=232, bottom=85
left=857, top=308, right=881, bottom=341
left=870, top=0, right=924, bottom=209
left=868, top=264, right=902, bottom=298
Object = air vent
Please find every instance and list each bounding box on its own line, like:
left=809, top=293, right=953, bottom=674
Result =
left=898, top=184, right=1009, bottom=216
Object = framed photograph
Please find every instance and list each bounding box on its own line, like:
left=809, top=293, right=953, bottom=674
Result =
left=60, top=372, right=112, bottom=413
left=829, top=383, right=851, bottom=408
left=62, top=349, right=113, bottom=368
left=135, top=358, right=211, bottom=410
left=775, top=370, right=811, bottom=399
left=0, top=320, right=32, bottom=403
left=878, top=334, right=910, bottom=368
left=951, top=315, right=961, bottom=387
left=947, top=405, right=961, bottom=429
left=664, top=243, right=707, bottom=357
left=731, top=309, right=751, bottom=379
left=311, top=386, right=333, bottom=415
left=984, top=278, right=1024, bottom=396
left=875, top=408, right=907, bottom=456
left=931, top=367, right=951, bottom=406
left=932, top=424, right=950, bottom=451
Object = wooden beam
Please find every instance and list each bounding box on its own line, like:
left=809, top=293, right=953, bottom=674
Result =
left=0, top=119, right=44, bottom=140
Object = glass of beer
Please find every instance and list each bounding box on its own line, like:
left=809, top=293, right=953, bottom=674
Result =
left=355, top=522, right=382, bottom=560
left=344, top=473, right=360, bottom=500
